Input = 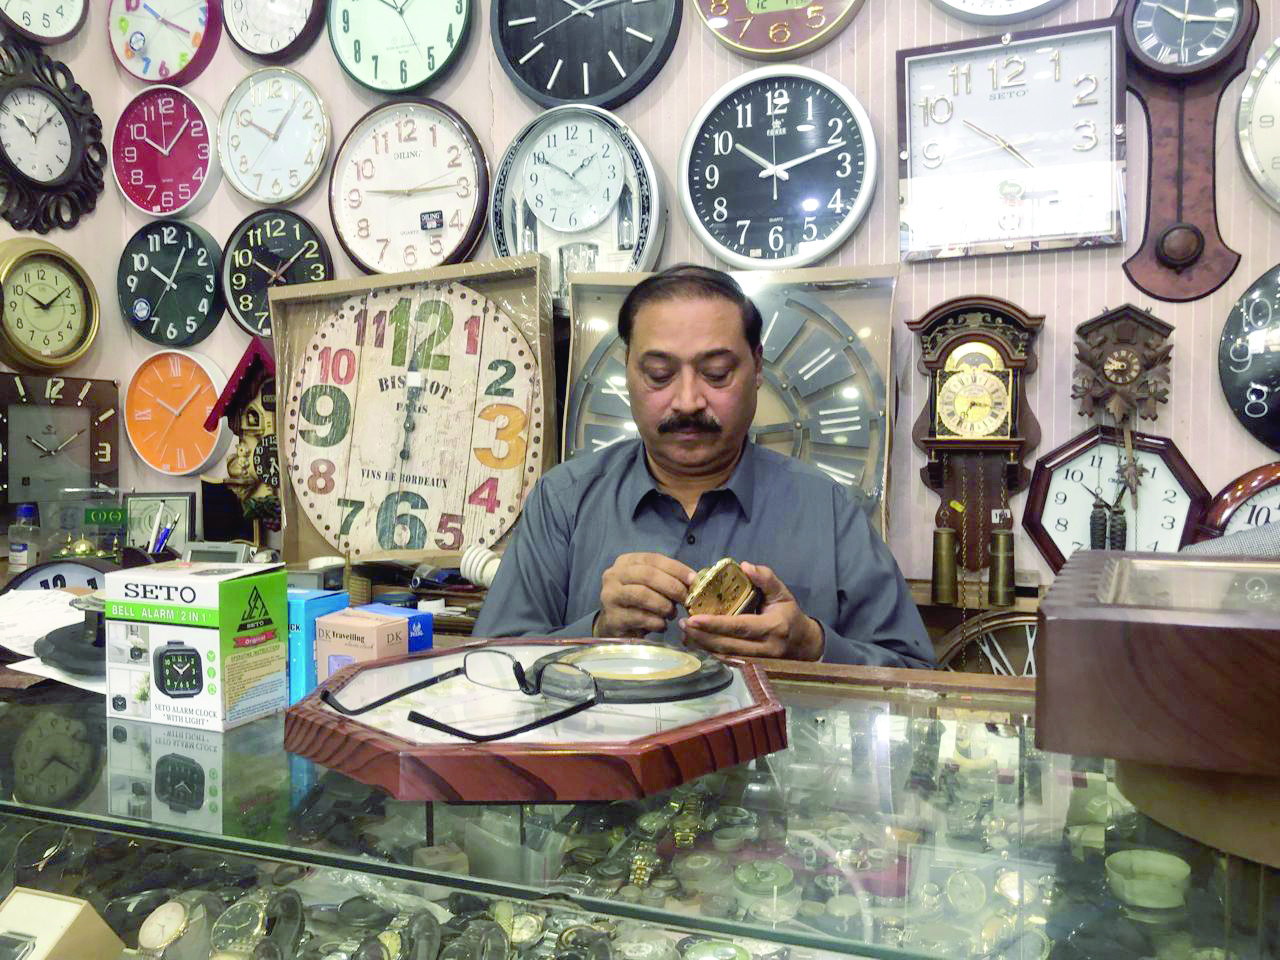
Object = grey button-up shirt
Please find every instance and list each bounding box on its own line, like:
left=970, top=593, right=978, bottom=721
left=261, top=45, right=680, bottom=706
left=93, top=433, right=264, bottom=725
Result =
left=473, top=439, right=934, bottom=668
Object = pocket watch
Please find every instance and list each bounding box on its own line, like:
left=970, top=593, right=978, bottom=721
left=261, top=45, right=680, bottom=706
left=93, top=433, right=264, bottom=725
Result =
left=0, top=238, right=99, bottom=372
left=113, top=86, right=220, bottom=217
left=124, top=349, right=229, bottom=476
left=944, top=869, right=988, bottom=914
left=117, top=220, right=223, bottom=347
left=221, top=208, right=333, bottom=337
left=691, top=0, right=862, bottom=60
left=0, top=0, right=87, bottom=44
left=218, top=67, right=330, bottom=205
left=490, top=104, right=664, bottom=304
left=106, top=0, right=221, bottom=84
left=327, top=0, right=470, bottom=92
left=1218, top=262, right=1280, bottom=452
left=224, top=0, right=324, bottom=61
left=330, top=99, right=488, bottom=274
left=1238, top=39, right=1280, bottom=212
left=680, top=66, right=876, bottom=269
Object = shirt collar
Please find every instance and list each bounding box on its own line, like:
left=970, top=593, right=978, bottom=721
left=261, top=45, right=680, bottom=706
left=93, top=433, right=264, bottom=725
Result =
left=625, top=440, right=756, bottom=522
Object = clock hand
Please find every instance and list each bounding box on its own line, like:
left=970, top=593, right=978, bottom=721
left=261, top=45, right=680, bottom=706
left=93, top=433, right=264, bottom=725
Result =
left=569, top=153, right=597, bottom=179
left=142, top=2, right=193, bottom=36
left=366, top=181, right=467, bottom=196
left=252, top=257, right=284, bottom=283
left=26, top=434, right=54, bottom=455
left=150, top=265, right=179, bottom=291
left=152, top=246, right=187, bottom=312
left=25, top=289, right=53, bottom=310
left=769, top=118, right=778, bottom=202
left=761, top=139, right=845, bottom=178
left=531, top=0, right=627, bottom=40
left=158, top=117, right=190, bottom=157
left=43, top=427, right=88, bottom=457
left=268, top=90, right=301, bottom=141
left=732, top=142, right=786, bottom=180
left=274, top=246, right=307, bottom=278
left=12, top=113, right=38, bottom=140
left=962, top=119, right=1035, bottom=168
left=43, top=287, right=69, bottom=308
left=138, top=385, right=180, bottom=415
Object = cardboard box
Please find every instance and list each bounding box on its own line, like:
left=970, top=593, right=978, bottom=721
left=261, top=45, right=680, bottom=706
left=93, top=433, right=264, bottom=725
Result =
left=0, top=888, right=123, bottom=960
left=314, top=608, right=407, bottom=682
left=287, top=588, right=349, bottom=704
left=103, top=562, right=287, bottom=731
left=358, top=602, right=433, bottom=653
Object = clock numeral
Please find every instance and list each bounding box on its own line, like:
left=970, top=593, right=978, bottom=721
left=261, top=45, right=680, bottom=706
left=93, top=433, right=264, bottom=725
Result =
left=712, top=197, right=728, bottom=222
left=765, top=88, right=789, bottom=116
left=1162, top=488, right=1178, bottom=504
left=915, top=96, right=953, bottom=126
left=1073, top=74, right=1098, bottom=107
left=465, top=315, right=482, bottom=355
left=1053, top=491, right=1067, bottom=506
left=1160, top=516, right=1176, bottom=530
left=948, top=63, right=971, bottom=96
left=377, top=491, right=429, bottom=549
left=1054, top=517, right=1068, bottom=532
left=1062, top=468, right=1085, bottom=483
left=308, top=458, right=336, bottom=494
left=485, top=360, right=517, bottom=397
left=44, top=378, right=64, bottom=401
left=805, top=4, right=825, bottom=28
left=704, top=164, right=720, bottom=189
left=353, top=158, right=374, bottom=180
left=1073, top=121, right=1098, bottom=152
left=473, top=403, right=529, bottom=470
left=712, top=131, right=733, bottom=156
left=735, top=219, right=751, bottom=245
left=318, top=347, right=356, bottom=386
left=1245, top=382, right=1271, bottom=419
left=827, top=116, right=844, bottom=145
left=708, top=0, right=729, bottom=14
left=921, top=141, right=944, bottom=169
left=96, top=442, right=112, bottom=463
left=338, top=498, right=364, bottom=535
left=399, top=299, right=453, bottom=371
left=735, top=103, right=753, bottom=129
left=989, top=55, right=1026, bottom=90
left=447, top=145, right=462, bottom=169
left=467, top=477, right=502, bottom=514
left=1245, top=504, right=1273, bottom=526
left=298, top=385, right=352, bottom=447
left=768, top=20, right=791, bottom=44
left=435, top=513, right=464, bottom=550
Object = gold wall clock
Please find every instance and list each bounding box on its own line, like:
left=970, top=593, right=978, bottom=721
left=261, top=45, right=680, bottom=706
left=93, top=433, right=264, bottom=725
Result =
left=0, top=237, right=99, bottom=372
left=691, top=0, right=864, bottom=61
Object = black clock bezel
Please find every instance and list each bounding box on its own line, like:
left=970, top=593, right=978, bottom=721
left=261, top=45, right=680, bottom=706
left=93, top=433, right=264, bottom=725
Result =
left=491, top=0, right=681, bottom=109
left=0, top=0, right=88, bottom=45
left=221, top=208, right=333, bottom=338
left=0, top=40, right=104, bottom=233
left=1122, top=0, right=1248, bottom=78
left=326, top=0, right=472, bottom=93
left=224, top=0, right=326, bottom=63
left=117, top=219, right=225, bottom=348
left=1218, top=262, right=1280, bottom=453
left=154, top=642, right=204, bottom=698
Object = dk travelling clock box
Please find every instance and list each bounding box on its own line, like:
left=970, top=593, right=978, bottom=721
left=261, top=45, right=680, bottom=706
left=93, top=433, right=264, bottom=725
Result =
left=103, top=561, right=288, bottom=732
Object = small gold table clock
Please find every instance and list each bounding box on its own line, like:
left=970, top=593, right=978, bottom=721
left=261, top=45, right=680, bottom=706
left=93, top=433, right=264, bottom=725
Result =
left=685, top=559, right=762, bottom=617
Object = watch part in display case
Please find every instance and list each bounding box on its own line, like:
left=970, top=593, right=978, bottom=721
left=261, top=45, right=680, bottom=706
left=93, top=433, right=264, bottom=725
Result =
left=205, top=337, right=280, bottom=532
left=491, top=0, right=681, bottom=109
left=123, top=491, right=196, bottom=553
left=1022, top=425, right=1208, bottom=572
left=1239, top=38, right=1280, bottom=213
left=926, top=0, right=1070, bottom=23
left=1218, top=261, right=1280, bottom=453
left=223, top=0, right=324, bottom=61
left=0, top=372, right=118, bottom=519
left=327, top=0, right=469, bottom=92
left=0, top=0, right=87, bottom=44
left=680, top=66, right=876, bottom=270
left=117, top=220, right=223, bottom=347
left=105, top=0, right=221, bottom=85
left=136, top=889, right=224, bottom=958
left=1120, top=0, right=1258, bottom=302
left=897, top=20, right=1125, bottom=262
left=490, top=105, right=663, bottom=304
left=112, top=86, right=220, bottom=217
left=330, top=99, right=489, bottom=275
left=0, top=41, right=106, bottom=234
left=221, top=209, right=333, bottom=338
left=123, top=349, right=229, bottom=477
left=0, top=238, right=100, bottom=372
left=564, top=269, right=892, bottom=532
left=1196, top=461, right=1280, bottom=539
left=689, top=0, right=862, bottom=61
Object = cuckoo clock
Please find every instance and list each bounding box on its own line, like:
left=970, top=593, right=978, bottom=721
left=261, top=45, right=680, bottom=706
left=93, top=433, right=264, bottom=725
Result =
left=204, top=338, right=279, bottom=536
left=1071, top=304, right=1172, bottom=428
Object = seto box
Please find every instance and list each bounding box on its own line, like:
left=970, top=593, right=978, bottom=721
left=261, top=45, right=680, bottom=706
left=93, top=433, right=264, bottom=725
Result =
left=358, top=602, right=434, bottom=653
left=104, top=561, right=287, bottom=731
left=314, top=608, right=407, bottom=683
left=288, top=588, right=349, bottom=704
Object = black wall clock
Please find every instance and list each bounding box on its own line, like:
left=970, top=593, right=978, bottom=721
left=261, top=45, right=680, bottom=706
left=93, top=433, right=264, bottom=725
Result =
left=0, top=40, right=104, bottom=233
left=222, top=209, right=333, bottom=338
left=1219, top=261, right=1280, bottom=452
left=117, top=220, right=224, bottom=348
left=491, top=0, right=681, bottom=109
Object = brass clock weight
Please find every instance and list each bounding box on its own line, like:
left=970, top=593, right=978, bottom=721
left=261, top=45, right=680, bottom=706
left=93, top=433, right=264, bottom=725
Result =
left=909, top=297, right=1042, bottom=608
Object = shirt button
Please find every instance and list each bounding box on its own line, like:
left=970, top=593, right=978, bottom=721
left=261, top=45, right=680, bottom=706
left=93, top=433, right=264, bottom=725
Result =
left=686, top=534, right=696, bottom=545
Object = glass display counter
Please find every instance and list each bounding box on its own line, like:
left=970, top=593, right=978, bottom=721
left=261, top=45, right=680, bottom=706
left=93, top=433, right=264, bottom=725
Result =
left=0, top=666, right=1273, bottom=960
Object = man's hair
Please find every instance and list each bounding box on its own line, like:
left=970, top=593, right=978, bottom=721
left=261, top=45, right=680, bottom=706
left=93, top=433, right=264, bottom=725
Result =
left=618, top=264, right=763, bottom=351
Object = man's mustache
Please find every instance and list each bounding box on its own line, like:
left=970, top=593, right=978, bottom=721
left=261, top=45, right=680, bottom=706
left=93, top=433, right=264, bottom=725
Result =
left=658, top=413, right=722, bottom=434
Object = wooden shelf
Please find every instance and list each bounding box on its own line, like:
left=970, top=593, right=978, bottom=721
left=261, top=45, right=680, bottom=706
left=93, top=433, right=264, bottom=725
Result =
left=908, top=578, right=1043, bottom=614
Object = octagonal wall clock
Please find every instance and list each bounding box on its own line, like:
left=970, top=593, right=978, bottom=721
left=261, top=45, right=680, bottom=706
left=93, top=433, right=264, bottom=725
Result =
left=691, top=0, right=863, bottom=61
left=107, top=0, right=222, bottom=85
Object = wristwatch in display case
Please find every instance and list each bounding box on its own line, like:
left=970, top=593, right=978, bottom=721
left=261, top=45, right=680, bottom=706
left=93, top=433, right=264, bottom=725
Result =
left=152, top=642, right=203, bottom=698
left=136, top=890, right=224, bottom=960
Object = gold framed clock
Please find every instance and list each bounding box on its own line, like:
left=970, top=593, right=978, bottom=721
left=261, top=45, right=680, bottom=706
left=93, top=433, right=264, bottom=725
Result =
left=269, top=255, right=555, bottom=562
left=0, top=237, right=99, bottom=372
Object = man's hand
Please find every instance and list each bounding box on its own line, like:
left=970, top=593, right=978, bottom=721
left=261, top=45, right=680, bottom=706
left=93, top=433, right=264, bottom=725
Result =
left=680, top=563, right=824, bottom=661
left=595, top=553, right=696, bottom=638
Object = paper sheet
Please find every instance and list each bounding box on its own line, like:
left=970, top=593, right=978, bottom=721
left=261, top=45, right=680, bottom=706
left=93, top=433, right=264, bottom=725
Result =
left=10, top=657, right=104, bottom=694
left=0, top=589, right=84, bottom=658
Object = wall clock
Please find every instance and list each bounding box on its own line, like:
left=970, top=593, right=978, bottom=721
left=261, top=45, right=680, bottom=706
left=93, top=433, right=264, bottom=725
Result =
left=927, top=0, right=1069, bottom=24
left=679, top=66, right=875, bottom=270
left=1196, top=462, right=1280, bottom=539
left=223, top=209, right=332, bottom=338
left=897, top=20, right=1125, bottom=262
left=1022, top=426, right=1208, bottom=572
left=1218, top=261, right=1280, bottom=453
left=0, top=41, right=105, bottom=234
left=1120, top=0, right=1259, bottom=302
left=492, top=0, right=680, bottom=108
left=218, top=67, right=330, bottom=206
left=0, top=372, right=117, bottom=522
left=112, top=86, right=219, bottom=217
left=1072, top=303, right=1172, bottom=424
left=117, top=220, right=223, bottom=347
left=0, top=0, right=87, bottom=44
left=1237, top=37, right=1280, bottom=214
left=281, top=280, right=546, bottom=557
left=327, top=0, right=469, bottom=93
left=491, top=104, right=663, bottom=303
left=224, top=0, right=324, bottom=61
left=691, top=0, right=862, bottom=61
left=0, top=237, right=99, bottom=372
left=124, top=349, right=229, bottom=476
left=330, top=99, right=488, bottom=275
left=107, top=0, right=221, bottom=84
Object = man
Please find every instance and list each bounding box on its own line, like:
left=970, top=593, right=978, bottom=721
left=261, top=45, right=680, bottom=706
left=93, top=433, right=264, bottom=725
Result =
left=473, top=265, right=933, bottom=667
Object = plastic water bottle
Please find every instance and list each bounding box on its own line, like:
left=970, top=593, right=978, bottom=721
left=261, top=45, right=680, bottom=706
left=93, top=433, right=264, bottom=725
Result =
left=8, top=504, right=40, bottom=572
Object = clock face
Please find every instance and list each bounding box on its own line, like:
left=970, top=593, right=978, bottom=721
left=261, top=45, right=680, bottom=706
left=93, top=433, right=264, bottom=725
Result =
left=117, top=220, right=223, bottom=347
left=112, top=86, right=219, bottom=216
left=327, top=0, right=469, bottom=92
left=106, top=0, right=222, bottom=84
left=1202, top=463, right=1280, bottom=537
left=1238, top=38, right=1280, bottom=213
left=0, top=0, right=88, bottom=43
left=679, top=66, right=876, bottom=269
left=224, top=0, right=323, bottom=60
left=282, top=282, right=545, bottom=557
left=1102, top=347, right=1142, bottom=385
left=899, top=22, right=1124, bottom=261
left=0, top=249, right=95, bottom=368
left=138, top=900, right=190, bottom=951
left=218, top=67, right=330, bottom=204
left=928, top=0, right=1069, bottom=23
left=124, top=350, right=227, bottom=476
left=491, top=105, right=664, bottom=302
left=0, top=87, right=71, bottom=184
left=330, top=99, right=488, bottom=275
left=1126, top=0, right=1241, bottom=70
left=222, top=209, right=333, bottom=337
left=12, top=712, right=98, bottom=806
left=1023, top=427, right=1207, bottom=572
left=4, top=557, right=116, bottom=590
left=492, top=0, right=681, bottom=108
left=936, top=368, right=1012, bottom=438
left=1218, top=263, right=1280, bottom=453
left=691, top=0, right=861, bottom=60
left=158, top=648, right=202, bottom=693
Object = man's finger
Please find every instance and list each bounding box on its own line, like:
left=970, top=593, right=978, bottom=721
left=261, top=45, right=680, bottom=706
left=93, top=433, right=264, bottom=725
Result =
left=618, top=553, right=698, bottom=588
left=614, top=583, right=677, bottom=618
left=616, top=563, right=691, bottom=604
left=683, top=623, right=781, bottom=658
left=682, top=613, right=771, bottom=641
left=740, top=562, right=789, bottom=602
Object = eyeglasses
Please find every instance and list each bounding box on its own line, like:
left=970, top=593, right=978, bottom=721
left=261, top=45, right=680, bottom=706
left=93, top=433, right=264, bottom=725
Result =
left=320, top=649, right=600, bottom=743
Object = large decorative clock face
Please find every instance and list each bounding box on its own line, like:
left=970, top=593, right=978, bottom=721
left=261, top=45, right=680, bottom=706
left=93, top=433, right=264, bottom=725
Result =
left=1125, top=0, right=1241, bottom=70
left=1023, top=427, right=1207, bottom=572
left=491, top=105, right=663, bottom=301
left=0, top=87, right=70, bottom=184
left=222, top=209, right=333, bottom=338
left=1219, top=263, right=1280, bottom=453
left=492, top=0, right=681, bottom=108
left=1238, top=38, right=1280, bottom=213
left=330, top=100, right=488, bottom=275
left=1201, top=462, right=1280, bottom=537
left=898, top=22, right=1124, bottom=261
left=680, top=66, right=876, bottom=270
left=124, top=350, right=226, bottom=476
left=327, top=0, right=469, bottom=93
left=0, top=242, right=98, bottom=371
left=282, top=282, right=545, bottom=557
left=935, top=368, right=1011, bottom=438
left=0, top=0, right=88, bottom=44
left=224, top=0, right=324, bottom=60
left=107, top=0, right=221, bottom=84
left=218, top=67, right=330, bottom=205
left=117, top=220, right=223, bottom=347
left=928, top=0, right=1070, bottom=23
left=112, top=86, right=219, bottom=217
left=691, top=0, right=861, bottom=60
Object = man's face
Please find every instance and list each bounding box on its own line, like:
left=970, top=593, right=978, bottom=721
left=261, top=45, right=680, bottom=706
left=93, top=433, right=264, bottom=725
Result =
left=625, top=294, right=762, bottom=475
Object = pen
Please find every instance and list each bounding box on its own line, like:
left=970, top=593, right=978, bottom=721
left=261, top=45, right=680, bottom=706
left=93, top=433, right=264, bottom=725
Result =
left=149, top=510, right=165, bottom=553
left=155, top=520, right=176, bottom=554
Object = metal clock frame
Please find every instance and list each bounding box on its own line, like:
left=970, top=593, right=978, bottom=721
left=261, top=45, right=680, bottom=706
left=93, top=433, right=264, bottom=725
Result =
left=0, top=0, right=88, bottom=44
left=112, top=86, right=221, bottom=218
left=224, top=0, right=326, bottom=62
left=927, top=0, right=1071, bottom=24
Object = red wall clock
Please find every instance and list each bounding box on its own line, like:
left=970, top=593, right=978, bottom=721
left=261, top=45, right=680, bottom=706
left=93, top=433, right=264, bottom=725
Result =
left=112, top=85, right=219, bottom=217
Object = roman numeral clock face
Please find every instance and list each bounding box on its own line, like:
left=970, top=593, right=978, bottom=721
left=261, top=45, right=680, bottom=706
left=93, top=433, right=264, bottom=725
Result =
left=1128, top=0, right=1240, bottom=68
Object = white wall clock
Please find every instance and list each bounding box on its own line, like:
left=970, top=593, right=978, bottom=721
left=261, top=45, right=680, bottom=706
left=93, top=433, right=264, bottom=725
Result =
left=327, top=0, right=470, bottom=93
left=106, top=0, right=221, bottom=85
left=1238, top=37, right=1280, bottom=213
left=1197, top=462, right=1280, bottom=538
left=928, top=0, right=1071, bottom=24
left=224, top=0, right=324, bottom=61
left=0, top=0, right=88, bottom=45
